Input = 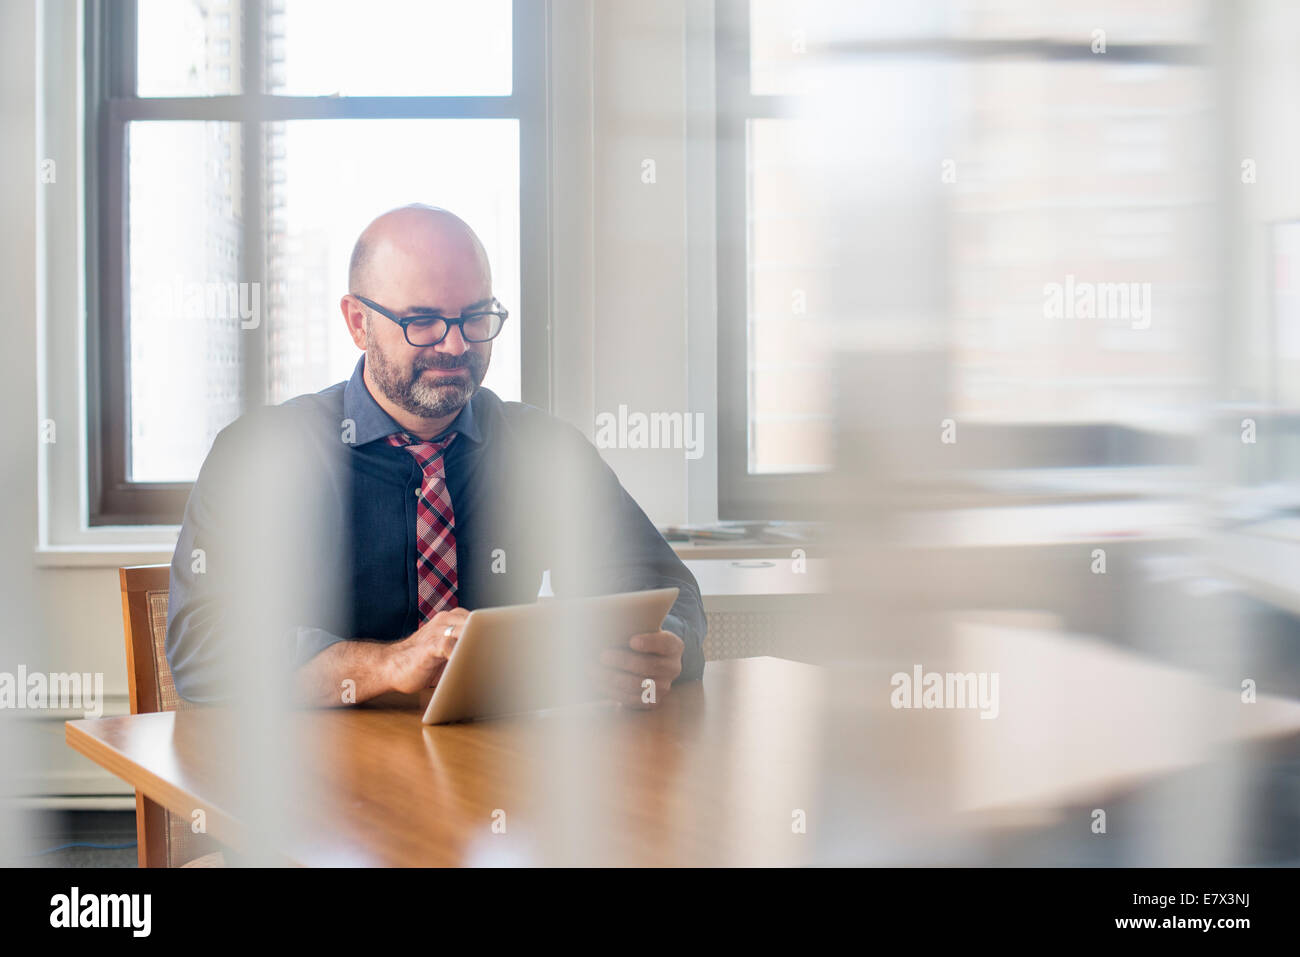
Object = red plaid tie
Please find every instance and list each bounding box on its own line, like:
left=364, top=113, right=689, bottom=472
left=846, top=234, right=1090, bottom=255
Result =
left=387, top=431, right=458, bottom=624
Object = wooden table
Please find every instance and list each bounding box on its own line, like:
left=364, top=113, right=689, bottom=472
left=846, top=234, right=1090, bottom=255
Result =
left=66, top=651, right=1300, bottom=866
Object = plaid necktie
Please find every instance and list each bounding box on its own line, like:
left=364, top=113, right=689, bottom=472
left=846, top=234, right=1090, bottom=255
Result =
left=387, top=431, right=459, bottom=624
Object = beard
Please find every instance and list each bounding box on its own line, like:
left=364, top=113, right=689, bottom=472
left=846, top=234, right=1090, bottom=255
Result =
left=366, top=326, right=488, bottom=420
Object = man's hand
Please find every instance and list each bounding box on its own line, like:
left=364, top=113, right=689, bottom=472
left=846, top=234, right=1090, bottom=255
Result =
left=385, top=608, right=470, bottom=694
left=592, top=630, right=684, bottom=709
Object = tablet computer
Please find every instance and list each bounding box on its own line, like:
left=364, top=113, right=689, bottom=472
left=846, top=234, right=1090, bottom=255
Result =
left=421, top=586, right=680, bottom=725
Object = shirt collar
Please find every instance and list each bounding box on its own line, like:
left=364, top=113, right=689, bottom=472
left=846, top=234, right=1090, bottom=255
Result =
left=343, top=355, right=483, bottom=447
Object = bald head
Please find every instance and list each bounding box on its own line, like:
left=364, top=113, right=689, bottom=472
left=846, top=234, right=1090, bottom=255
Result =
left=347, top=204, right=491, bottom=297
left=341, top=204, right=496, bottom=431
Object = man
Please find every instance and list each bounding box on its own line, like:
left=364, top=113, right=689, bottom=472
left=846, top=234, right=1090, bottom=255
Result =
left=166, top=204, right=705, bottom=708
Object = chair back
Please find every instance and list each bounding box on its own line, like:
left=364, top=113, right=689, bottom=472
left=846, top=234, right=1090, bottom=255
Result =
left=119, top=565, right=220, bottom=867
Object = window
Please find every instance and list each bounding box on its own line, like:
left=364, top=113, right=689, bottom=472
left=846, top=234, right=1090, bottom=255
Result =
left=87, top=0, right=546, bottom=523
left=716, top=0, right=1214, bottom=519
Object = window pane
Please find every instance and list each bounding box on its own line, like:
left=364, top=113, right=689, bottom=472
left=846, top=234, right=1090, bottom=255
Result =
left=127, top=118, right=520, bottom=483
left=270, top=0, right=511, bottom=96
left=137, top=0, right=242, bottom=97
left=128, top=121, right=244, bottom=483
left=949, top=60, right=1214, bottom=426
left=744, top=56, right=1213, bottom=473
left=747, top=119, right=834, bottom=474
left=265, top=119, right=521, bottom=406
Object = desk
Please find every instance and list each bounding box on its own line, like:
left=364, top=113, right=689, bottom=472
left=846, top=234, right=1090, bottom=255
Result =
left=66, top=652, right=1300, bottom=866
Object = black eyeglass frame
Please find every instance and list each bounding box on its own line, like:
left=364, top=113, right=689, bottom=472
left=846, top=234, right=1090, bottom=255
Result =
left=351, top=293, right=509, bottom=347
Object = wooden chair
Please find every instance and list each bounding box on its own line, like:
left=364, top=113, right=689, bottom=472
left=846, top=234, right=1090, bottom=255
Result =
left=119, top=564, right=224, bottom=868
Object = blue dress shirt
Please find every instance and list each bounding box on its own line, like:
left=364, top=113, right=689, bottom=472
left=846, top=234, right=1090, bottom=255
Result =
left=165, top=356, right=706, bottom=702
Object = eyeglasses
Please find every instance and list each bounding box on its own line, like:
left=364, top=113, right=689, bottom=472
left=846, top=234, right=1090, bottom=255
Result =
left=352, top=294, right=508, bottom=347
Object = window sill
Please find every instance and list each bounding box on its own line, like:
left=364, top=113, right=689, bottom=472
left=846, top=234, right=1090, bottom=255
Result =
left=35, top=546, right=174, bottom=569
left=670, top=542, right=819, bottom=560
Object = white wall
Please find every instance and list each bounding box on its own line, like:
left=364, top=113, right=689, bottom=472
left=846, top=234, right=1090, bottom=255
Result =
left=0, top=0, right=137, bottom=805
left=552, top=0, right=709, bottom=527
left=588, top=0, right=692, bottom=525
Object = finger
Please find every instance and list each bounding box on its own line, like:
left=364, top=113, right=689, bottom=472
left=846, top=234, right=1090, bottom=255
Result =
left=598, top=648, right=679, bottom=684
left=424, top=609, right=470, bottom=649
left=628, top=631, right=685, bottom=658
left=600, top=668, right=644, bottom=697
left=581, top=660, right=669, bottom=708
left=586, top=664, right=639, bottom=704
left=592, top=666, right=667, bottom=707
left=432, top=608, right=470, bottom=628
left=599, top=680, right=647, bottom=709
left=582, top=661, right=631, bottom=703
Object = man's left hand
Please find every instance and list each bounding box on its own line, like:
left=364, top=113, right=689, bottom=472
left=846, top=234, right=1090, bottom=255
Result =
left=593, top=630, right=684, bottom=709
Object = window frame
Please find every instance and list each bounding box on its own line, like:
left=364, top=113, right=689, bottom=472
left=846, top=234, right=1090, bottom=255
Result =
left=715, top=0, right=814, bottom=520
left=85, top=0, right=550, bottom=525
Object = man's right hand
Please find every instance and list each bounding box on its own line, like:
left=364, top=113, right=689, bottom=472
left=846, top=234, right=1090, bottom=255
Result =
left=385, top=608, right=470, bottom=694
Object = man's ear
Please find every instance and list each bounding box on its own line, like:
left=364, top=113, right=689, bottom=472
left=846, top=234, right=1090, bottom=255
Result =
left=341, top=295, right=367, bottom=350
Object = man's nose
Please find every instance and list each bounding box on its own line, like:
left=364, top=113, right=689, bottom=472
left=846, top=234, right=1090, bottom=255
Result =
left=435, top=322, right=469, bottom=356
